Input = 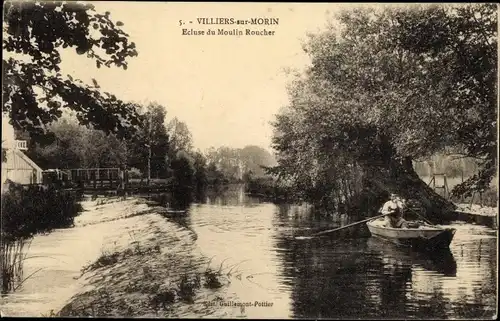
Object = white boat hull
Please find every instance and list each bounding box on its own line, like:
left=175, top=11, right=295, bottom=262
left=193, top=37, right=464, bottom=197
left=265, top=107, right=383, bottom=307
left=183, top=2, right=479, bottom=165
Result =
left=366, top=218, right=456, bottom=250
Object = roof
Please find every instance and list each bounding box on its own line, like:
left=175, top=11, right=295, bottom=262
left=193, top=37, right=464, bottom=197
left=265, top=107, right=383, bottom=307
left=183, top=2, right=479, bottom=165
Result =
left=12, top=149, right=43, bottom=172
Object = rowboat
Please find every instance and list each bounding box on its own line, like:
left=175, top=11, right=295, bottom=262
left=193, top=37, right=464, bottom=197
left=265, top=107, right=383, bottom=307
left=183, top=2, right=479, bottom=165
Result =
left=366, top=217, right=456, bottom=250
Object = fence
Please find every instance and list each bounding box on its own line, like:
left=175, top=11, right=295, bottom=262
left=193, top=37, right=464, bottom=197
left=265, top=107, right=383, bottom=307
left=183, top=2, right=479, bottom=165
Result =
left=428, top=173, right=450, bottom=199
left=68, top=168, right=125, bottom=190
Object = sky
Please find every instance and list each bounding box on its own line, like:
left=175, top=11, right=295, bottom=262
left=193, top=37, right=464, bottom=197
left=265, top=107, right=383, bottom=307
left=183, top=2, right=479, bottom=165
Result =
left=53, top=2, right=356, bottom=152
left=2, top=2, right=437, bottom=152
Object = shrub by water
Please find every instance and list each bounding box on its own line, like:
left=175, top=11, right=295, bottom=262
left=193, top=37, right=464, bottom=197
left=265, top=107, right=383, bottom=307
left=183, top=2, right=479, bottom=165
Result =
left=1, top=181, right=83, bottom=294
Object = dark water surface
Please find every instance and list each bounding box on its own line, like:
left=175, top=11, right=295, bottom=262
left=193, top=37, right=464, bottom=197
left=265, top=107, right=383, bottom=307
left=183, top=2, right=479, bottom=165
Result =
left=177, top=186, right=497, bottom=319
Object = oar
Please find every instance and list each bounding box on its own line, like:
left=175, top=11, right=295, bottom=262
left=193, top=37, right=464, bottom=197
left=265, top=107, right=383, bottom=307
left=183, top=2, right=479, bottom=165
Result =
left=405, top=206, right=435, bottom=225
left=311, top=212, right=392, bottom=237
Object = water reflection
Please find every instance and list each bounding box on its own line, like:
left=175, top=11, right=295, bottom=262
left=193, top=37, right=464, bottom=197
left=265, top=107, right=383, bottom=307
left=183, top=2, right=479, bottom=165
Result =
left=366, top=238, right=458, bottom=277
left=188, top=185, right=497, bottom=319
left=197, top=186, right=260, bottom=207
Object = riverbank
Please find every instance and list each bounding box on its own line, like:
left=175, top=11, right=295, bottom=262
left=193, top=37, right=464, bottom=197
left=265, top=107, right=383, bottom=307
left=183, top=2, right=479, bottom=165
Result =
left=59, top=198, right=233, bottom=318
left=1, top=187, right=496, bottom=319
left=1, top=196, right=231, bottom=317
left=454, top=203, right=498, bottom=217
left=452, top=203, right=498, bottom=228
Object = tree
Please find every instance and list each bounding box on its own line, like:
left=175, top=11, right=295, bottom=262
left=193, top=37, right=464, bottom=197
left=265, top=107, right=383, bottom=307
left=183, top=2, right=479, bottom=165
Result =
left=170, top=150, right=195, bottom=208
left=392, top=4, right=497, bottom=197
left=166, top=117, right=193, bottom=158
left=25, top=117, right=128, bottom=169
left=203, top=145, right=276, bottom=181
left=81, top=128, right=128, bottom=168
left=205, top=162, right=227, bottom=186
left=28, top=118, right=85, bottom=169
left=271, top=4, right=497, bottom=219
left=191, top=150, right=208, bottom=192
left=239, top=145, right=277, bottom=178
left=1, top=141, right=7, bottom=163
left=205, top=146, right=242, bottom=180
left=127, top=103, right=170, bottom=178
left=3, top=1, right=141, bottom=144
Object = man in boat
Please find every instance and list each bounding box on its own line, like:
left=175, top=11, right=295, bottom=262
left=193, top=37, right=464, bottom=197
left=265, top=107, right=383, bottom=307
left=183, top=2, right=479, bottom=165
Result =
left=381, top=193, right=409, bottom=228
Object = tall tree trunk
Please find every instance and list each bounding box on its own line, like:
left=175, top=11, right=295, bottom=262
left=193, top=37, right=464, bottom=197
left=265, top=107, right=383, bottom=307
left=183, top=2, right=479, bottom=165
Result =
left=355, top=134, right=457, bottom=222
left=363, top=157, right=456, bottom=222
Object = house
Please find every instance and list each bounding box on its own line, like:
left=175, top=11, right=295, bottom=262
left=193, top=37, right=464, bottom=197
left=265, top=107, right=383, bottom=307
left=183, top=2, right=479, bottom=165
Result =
left=1, top=139, right=43, bottom=186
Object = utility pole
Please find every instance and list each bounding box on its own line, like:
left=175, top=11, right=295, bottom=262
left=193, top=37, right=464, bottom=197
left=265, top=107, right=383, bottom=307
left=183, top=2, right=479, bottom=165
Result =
left=147, top=145, right=151, bottom=185
left=146, top=111, right=152, bottom=186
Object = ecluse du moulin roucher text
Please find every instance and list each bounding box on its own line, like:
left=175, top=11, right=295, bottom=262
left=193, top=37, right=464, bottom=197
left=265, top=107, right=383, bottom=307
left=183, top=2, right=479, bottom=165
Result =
left=182, top=28, right=275, bottom=36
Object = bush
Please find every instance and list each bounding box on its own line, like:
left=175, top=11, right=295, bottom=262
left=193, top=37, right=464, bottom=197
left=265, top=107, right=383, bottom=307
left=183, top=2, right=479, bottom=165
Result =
left=128, top=167, right=143, bottom=179
left=1, top=181, right=83, bottom=293
left=245, top=176, right=291, bottom=201
left=1, top=182, right=82, bottom=242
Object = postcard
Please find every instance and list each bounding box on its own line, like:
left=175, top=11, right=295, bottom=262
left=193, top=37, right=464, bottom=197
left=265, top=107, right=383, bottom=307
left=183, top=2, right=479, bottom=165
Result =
left=1, top=2, right=497, bottom=319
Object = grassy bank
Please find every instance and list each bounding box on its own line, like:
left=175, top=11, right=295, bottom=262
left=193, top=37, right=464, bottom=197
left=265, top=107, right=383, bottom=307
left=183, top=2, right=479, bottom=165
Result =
left=48, top=197, right=233, bottom=318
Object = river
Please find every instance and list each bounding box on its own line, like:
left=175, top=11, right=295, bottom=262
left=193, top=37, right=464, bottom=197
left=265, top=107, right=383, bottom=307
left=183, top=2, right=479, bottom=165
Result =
left=179, top=186, right=497, bottom=319
left=1, top=185, right=497, bottom=319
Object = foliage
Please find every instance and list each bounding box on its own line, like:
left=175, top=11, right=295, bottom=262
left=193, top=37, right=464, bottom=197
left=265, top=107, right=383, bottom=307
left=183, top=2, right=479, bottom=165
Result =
left=3, top=1, right=141, bottom=143
left=27, top=118, right=84, bottom=168
left=21, top=103, right=169, bottom=175
left=1, top=181, right=83, bottom=293
left=205, top=163, right=228, bottom=186
left=205, top=145, right=276, bottom=181
left=244, top=175, right=291, bottom=202
left=127, top=167, right=142, bottom=179
left=170, top=151, right=195, bottom=208
left=83, top=128, right=128, bottom=168
left=271, top=4, right=497, bottom=209
left=23, top=117, right=128, bottom=169
left=166, top=117, right=193, bottom=158
left=2, top=141, right=7, bottom=162
left=191, top=150, right=208, bottom=193
left=171, top=151, right=194, bottom=183
left=205, top=146, right=241, bottom=180
left=239, top=145, right=277, bottom=177
left=1, top=182, right=82, bottom=242
left=390, top=4, right=497, bottom=197
left=127, top=103, right=170, bottom=178
left=2, top=238, right=30, bottom=294
left=413, top=153, right=483, bottom=179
